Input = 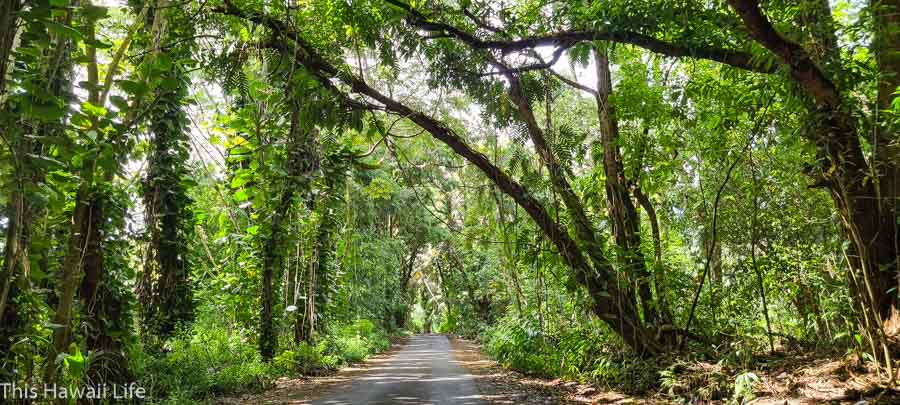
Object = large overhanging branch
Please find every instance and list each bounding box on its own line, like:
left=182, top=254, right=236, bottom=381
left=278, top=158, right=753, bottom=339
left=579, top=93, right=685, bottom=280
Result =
left=385, top=0, right=776, bottom=74
left=477, top=45, right=570, bottom=77
left=727, top=0, right=840, bottom=107
left=217, top=1, right=672, bottom=354
left=419, top=9, right=657, bottom=348
left=215, top=1, right=593, bottom=279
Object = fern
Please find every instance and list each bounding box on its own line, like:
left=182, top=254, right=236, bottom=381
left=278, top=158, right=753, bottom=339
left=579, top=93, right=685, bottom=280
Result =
left=205, top=44, right=250, bottom=98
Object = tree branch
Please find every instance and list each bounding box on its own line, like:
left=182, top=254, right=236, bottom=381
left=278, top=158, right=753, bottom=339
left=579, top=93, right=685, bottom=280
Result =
left=217, top=0, right=665, bottom=355
left=727, top=0, right=839, bottom=107
left=477, top=45, right=569, bottom=77
left=385, top=0, right=775, bottom=74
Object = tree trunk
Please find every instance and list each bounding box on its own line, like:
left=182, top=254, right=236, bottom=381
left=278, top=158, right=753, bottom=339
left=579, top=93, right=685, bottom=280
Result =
left=631, top=184, right=671, bottom=322
left=0, top=0, right=21, bottom=97
left=0, top=182, right=27, bottom=378
left=78, top=191, right=132, bottom=384
left=503, top=65, right=662, bottom=355
left=396, top=244, right=420, bottom=328
left=593, top=48, right=657, bottom=325
left=44, top=10, right=101, bottom=382
left=45, top=180, right=94, bottom=384
left=260, top=189, right=293, bottom=360
left=292, top=241, right=304, bottom=344
left=1, top=0, right=72, bottom=375
left=728, top=0, right=899, bottom=336
left=311, top=195, right=338, bottom=336
left=870, top=0, right=900, bottom=332
left=138, top=0, right=195, bottom=341
left=305, top=256, right=317, bottom=340
left=262, top=88, right=321, bottom=354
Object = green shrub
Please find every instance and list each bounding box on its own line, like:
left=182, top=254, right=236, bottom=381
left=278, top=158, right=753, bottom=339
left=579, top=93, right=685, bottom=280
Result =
left=731, top=372, right=760, bottom=404
left=346, top=319, right=376, bottom=337
left=484, top=315, right=554, bottom=376
left=272, top=349, right=298, bottom=374
left=482, top=314, right=656, bottom=394
left=133, top=318, right=393, bottom=402
left=272, top=341, right=337, bottom=375
left=323, top=319, right=391, bottom=365
left=336, top=335, right=369, bottom=363
left=132, top=325, right=273, bottom=402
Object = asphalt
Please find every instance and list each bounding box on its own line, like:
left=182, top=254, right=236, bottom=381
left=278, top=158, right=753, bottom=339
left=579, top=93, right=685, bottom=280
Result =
left=311, top=334, right=487, bottom=405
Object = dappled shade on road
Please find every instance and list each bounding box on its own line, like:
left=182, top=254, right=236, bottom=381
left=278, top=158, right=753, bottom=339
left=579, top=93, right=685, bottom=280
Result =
left=311, top=334, right=486, bottom=405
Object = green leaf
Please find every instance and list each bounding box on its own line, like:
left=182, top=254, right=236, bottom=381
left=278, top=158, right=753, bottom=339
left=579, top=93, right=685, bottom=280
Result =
left=117, top=79, right=148, bottom=96
left=27, top=154, right=66, bottom=169
left=84, top=37, right=112, bottom=49
left=110, top=95, right=129, bottom=110
left=230, top=169, right=253, bottom=189
left=29, top=266, right=48, bottom=281
left=231, top=175, right=251, bottom=189
left=153, top=54, right=173, bottom=72
left=43, top=21, right=82, bottom=41
left=81, top=101, right=107, bottom=117
left=160, top=75, right=180, bottom=91
left=81, top=5, right=108, bottom=21
left=233, top=189, right=250, bottom=202
left=63, top=344, right=85, bottom=376
left=25, top=102, right=65, bottom=121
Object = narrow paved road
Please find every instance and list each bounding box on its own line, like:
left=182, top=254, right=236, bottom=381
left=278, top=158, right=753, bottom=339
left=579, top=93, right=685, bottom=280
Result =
left=311, top=334, right=486, bottom=405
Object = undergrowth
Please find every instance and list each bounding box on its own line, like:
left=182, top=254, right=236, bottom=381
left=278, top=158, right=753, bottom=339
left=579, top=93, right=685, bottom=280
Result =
left=132, top=318, right=392, bottom=404
left=481, top=314, right=768, bottom=402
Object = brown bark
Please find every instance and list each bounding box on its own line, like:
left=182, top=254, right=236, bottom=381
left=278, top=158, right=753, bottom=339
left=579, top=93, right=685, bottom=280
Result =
left=631, top=184, right=671, bottom=322
left=78, top=192, right=132, bottom=383
left=501, top=69, right=661, bottom=353
left=872, top=0, right=900, bottom=331
left=593, top=48, right=656, bottom=324
left=45, top=179, right=94, bottom=384
left=727, top=0, right=839, bottom=107
left=79, top=196, right=104, bottom=333
left=260, top=188, right=293, bottom=360
left=0, top=0, right=21, bottom=96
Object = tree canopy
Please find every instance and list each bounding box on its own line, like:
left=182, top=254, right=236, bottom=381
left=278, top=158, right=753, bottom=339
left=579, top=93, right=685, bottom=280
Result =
left=0, top=0, right=898, bottom=402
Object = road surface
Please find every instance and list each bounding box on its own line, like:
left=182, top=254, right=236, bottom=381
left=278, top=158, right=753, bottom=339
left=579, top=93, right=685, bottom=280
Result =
left=311, top=334, right=486, bottom=405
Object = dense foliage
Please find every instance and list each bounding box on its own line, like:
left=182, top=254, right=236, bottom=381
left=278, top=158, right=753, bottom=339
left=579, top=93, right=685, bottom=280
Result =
left=0, top=0, right=898, bottom=403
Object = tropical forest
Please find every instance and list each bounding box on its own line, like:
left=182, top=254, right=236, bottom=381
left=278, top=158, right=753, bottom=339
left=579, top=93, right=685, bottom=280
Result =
left=0, top=0, right=899, bottom=403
